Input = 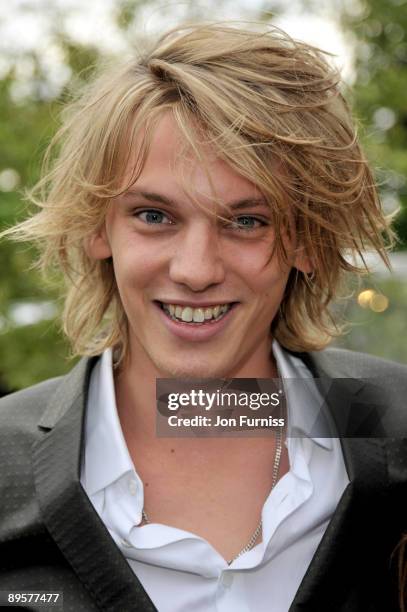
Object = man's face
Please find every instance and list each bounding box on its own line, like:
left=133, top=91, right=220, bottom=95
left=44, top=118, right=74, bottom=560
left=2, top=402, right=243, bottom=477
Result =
left=89, top=113, right=310, bottom=378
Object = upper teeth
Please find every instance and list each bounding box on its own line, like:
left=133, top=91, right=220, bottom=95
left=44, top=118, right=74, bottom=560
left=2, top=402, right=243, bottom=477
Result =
left=164, top=303, right=230, bottom=323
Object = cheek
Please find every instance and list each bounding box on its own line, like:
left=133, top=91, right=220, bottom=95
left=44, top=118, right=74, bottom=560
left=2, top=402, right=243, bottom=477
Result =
left=110, top=236, right=163, bottom=295
left=232, top=247, right=290, bottom=295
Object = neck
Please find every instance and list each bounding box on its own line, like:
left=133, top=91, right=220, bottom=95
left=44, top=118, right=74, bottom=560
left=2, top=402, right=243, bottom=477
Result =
left=114, top=337, right=279, bottom=445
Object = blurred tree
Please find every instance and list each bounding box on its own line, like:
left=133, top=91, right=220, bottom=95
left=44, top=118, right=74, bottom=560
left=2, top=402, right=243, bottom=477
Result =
left=0, top=12, right=114, bottom=392
left=339, top=0, right=407, bottom=247
left=0, top=65, right=72, bottom=393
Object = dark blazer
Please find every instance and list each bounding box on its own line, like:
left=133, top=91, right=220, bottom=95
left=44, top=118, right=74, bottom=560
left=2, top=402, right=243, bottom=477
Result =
left=0, top=348, right=406, bottom=612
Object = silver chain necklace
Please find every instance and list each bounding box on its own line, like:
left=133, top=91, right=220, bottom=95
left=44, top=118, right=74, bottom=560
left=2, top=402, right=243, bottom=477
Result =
left=141, top=428, right=283, bottom=565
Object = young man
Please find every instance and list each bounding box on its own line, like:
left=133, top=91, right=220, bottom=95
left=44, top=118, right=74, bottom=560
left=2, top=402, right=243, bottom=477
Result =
left=0, top=23, right=406, bottom=612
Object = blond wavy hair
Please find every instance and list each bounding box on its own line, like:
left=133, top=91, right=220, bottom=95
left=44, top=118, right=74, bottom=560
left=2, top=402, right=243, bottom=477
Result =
left=2, top=22, right=395, bottom=360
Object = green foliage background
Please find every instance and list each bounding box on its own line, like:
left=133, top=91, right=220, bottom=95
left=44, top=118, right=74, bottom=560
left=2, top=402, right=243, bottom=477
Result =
left=340, top=0, right=407, bottom=242
left=0, top=0, right=406, bottom=392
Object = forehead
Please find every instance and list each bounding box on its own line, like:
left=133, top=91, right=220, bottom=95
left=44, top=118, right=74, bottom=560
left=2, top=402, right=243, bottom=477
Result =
left=122, top=111, right=262, bottom=206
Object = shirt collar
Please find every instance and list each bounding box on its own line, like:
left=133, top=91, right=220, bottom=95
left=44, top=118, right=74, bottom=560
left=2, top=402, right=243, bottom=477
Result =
left=272, top=341, right=333, bottom=450
left=83, top=348, right=134, bottom=496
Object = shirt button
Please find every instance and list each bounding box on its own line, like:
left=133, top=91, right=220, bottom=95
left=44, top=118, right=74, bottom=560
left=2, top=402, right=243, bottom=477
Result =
left=128, top=479, right=137, bottom=496
left=221, top=572, right=234, bottom=587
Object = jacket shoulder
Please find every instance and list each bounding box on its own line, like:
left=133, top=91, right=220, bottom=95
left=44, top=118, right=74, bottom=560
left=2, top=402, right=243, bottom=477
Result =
left=301, top=347, right=407, bottom=437
left=0, top=377, right=65, bottom=497
left=0, top=377, right=65, bottom=541
left=305, top=346, right=407, bottom=379
left=0, top=377, right=64, bottom=492
left=0, top=376, right=63, bottom=434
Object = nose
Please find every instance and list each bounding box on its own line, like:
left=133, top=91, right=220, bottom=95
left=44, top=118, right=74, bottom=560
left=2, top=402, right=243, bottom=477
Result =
left=169, top=221, right=225, bottom=291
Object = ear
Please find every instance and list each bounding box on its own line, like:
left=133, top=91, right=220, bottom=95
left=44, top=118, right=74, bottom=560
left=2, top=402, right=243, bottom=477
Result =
left=85, top=226, right=112, bottom=260
left=293, top=246, right=313, bottom=274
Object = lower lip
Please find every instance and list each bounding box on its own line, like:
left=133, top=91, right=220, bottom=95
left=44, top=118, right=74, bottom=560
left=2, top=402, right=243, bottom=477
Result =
left=154, top=302, right=238, bottom=342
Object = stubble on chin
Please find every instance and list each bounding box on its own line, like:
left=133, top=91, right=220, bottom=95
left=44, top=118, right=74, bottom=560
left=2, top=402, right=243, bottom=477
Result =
left=151, top=353, right=232, bottom=380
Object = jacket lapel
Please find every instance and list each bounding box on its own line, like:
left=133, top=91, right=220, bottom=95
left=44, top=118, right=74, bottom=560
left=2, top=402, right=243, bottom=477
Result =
left=32, top=357, right=157, bottom=612
left=289, top=350, right=389, bottom=610
left=289, top=437, right=388, bottom=610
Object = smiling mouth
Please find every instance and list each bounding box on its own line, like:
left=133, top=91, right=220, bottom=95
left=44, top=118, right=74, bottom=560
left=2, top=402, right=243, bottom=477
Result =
left=157, top=302, right=236, bottom=325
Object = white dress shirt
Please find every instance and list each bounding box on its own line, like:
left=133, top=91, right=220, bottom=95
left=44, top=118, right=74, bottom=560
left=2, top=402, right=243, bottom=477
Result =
left=80, top=342, right=349, bottom=612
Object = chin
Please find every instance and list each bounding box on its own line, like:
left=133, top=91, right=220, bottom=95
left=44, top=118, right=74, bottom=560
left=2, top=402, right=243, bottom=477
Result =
left=152, top=354, right=231, bottom=379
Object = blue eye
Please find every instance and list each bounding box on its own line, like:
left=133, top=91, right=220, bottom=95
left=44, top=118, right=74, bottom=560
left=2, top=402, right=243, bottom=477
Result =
left=231, top=216, right=264, bottom=230
left=136, top=209, right=172, bottom=224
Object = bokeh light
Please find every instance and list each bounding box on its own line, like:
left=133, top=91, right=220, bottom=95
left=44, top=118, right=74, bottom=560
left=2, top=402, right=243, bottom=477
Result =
left=369, top=293, right=389, bottom=312
left=357, top=289, right=389, bottom=312
left=357, top=289, right=375, bottom=308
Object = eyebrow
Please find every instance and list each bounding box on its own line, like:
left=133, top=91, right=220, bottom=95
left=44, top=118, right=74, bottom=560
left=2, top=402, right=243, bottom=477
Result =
left=122, top=189, right=269, bottom=211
